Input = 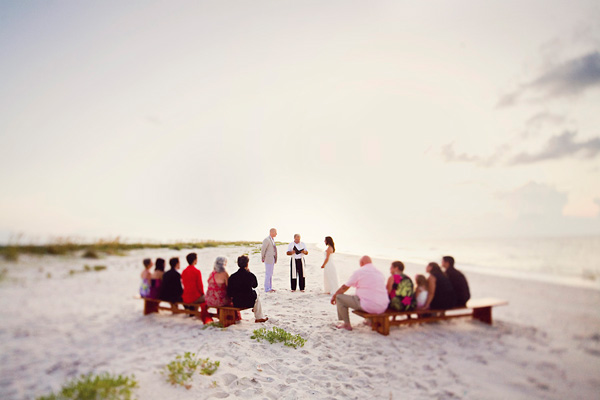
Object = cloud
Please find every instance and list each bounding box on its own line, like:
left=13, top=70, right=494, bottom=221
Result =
left=442, top=131, right=600, bottom=167
left=441, top=143, right=509, bottom=167
left=497, top=51, right=600, bottom=107
left=522, top=111, right=567, bottom=138
left=498, top=181, right=566, bottom=218
left=525, top=111, right=566, bottom=129
left=509, top=131, right=600, bottom=165
left=441, top=143, right=480, bottom=163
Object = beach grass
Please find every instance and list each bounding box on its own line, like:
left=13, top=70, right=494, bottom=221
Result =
left=162, top=352, right=220, bottom=389
left=0, top=238, right=259, bottom=261
left=35, top=372, right=138, bottom=400
left=251, top=327, right=307, bottom=349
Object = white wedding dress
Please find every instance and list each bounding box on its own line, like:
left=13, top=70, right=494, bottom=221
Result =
left=323, top=250, right=339, bottom=294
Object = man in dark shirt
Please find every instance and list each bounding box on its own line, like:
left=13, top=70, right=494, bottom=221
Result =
left=227, top=255, right=268, bottom=323
left=442, top=256, right=471, bottom=307
left=160, top=257, right=183, bottom=303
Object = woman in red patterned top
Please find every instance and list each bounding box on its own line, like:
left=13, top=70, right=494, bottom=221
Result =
left=206, top=256, right=231, bottom=307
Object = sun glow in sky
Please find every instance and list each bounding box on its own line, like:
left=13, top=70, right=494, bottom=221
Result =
left=1, top=1, right=599, bottom=247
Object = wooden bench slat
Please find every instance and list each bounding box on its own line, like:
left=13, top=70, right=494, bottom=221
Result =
left=351, top=297, right=508, bottom=335
left=138, top=297, right=250, bottom=328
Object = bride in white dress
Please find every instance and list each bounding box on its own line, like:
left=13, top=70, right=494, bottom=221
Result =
left=321, top=236, right=339, bottom=294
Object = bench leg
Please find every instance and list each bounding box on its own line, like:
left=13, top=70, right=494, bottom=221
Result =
left=473, top=306, right=492, bottom=324
left=143, top=299, right=159, bottom=315
left=218, top=309, right=236, bottom=328
left=371, top=316, right=390, bottom=336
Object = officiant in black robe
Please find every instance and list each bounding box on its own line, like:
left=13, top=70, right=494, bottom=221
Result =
left=286, top=234, right=308, bottom=292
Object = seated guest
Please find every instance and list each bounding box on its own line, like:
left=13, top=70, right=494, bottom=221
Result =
left=442, top=256, right=471, bottom=307
left=414, top=274, right=429, bottom=309
left=140, top=258, right=153, bottom=298
left=330, top=255, right=389, bottom=331
left=386, top=261, right=416, bottom=311
left=423, top=262, right=457, bottom=310
left=161, top=257, right=183, bottom=303
left=206, top=256, right=231, bottom=307
left=227, top=255, right=268, bottom=323
left=148, top=258, right=165, bottom=299
left=182, top=252, right=213, bottom=324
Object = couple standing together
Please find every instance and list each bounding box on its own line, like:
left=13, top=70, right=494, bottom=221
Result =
left=260, top=228, right=339, bottom=293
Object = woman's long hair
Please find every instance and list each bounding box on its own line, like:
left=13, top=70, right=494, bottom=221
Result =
left=155, top=258, right=165, bottom=272
left=428, top=262, right=443, bottom=276
left=325, top=236, right=335, bottom=253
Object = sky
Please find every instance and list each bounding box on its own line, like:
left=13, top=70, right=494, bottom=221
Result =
left=0, top=0, right=599, bottom=248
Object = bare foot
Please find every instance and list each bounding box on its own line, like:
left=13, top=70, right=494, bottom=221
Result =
left=336, top=323, right=353, bottom=331
left=300, top=290, right=305, bottom=292
left=255, top=317, right=269, bottom=323
left=291, top=290, right=296, bottom=292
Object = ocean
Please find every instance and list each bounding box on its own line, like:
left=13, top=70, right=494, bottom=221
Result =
left=321, top=235, right=600, bottom=291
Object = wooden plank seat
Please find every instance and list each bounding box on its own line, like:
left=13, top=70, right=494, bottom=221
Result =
left=139, top=297, right=250, bottom=328
left=352, top=297, right=508, bottom=336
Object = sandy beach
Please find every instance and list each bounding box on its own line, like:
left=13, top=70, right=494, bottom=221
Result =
left=1, top=243, right=599, bottom=400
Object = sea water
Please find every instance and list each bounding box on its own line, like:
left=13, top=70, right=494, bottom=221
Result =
left=321, top=235, right=600, bottom=291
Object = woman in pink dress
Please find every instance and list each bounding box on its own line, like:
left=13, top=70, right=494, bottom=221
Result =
left=205, top=256, right=231, bottom=307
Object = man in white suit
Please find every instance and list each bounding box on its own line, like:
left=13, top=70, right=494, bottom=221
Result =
left=261, top=228, right=278, bottom=292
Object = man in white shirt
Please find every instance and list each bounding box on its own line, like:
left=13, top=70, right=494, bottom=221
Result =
left=261, top=228, right=278, bottom=292
left=286, top=234, right=308, bottom=292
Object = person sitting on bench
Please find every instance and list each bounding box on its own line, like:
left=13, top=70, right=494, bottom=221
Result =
left=442, top=256, right=471, bottom=308
left=206, top=256, right=232, bottom=307
left=330, top=255, right=389, bottom=331
left=182, top=252, right=213, bottom=324
left=423, top=262, right=457, bottom=310
left=148, top=258, right=165, bottom=299
left=160, top=257, right=183, bottom=303
left=227, top=255, right=268, bottom=323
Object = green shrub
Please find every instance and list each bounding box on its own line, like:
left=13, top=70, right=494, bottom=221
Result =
left=93, top=265, right=107, bottom=271
left=36, top=372, right=137, bottom=400
left=202, top=321, right=224, bottom=330
left=82, top=249, right=99, bottom=259
left=251, top=327, right=306, bottom=349
left=163, top=352, right=220, bottom=389
left=2, top=247, right=19, bottom=261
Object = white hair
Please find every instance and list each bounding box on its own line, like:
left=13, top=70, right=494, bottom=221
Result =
left=214, top=256, right=228, bottom=273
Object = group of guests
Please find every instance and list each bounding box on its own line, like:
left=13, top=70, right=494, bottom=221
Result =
left=331, top=255, right=470, bottom=330
left=140, top=242, right=470, bottom=332
left=140, top=252, right=268, bottom=324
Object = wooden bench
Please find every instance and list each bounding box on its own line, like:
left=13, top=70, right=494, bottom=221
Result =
left=139, top=297, right=250, bottom=328
left=352, top=297, right=508, bottom=336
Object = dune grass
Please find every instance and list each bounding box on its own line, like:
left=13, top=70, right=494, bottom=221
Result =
left=36, top=372, right=138, bottom=400
left=0, top=237, right=259, bottom=261
left=162, top=352, right=220, bottom=389
left=251, top=327, right=307, bottom=349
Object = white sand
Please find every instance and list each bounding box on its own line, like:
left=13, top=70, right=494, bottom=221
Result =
left=1, top=244, right=599, bottom=399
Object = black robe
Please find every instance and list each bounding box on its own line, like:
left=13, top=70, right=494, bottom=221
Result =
left=227, top=268, right=258, bottom=308
left=160, top=268, right=183, bottom=303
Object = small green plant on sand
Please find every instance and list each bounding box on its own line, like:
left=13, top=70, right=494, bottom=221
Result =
left=202, top=321, right=224, bottom=330
left=251, top=327, right=306, bottom=349
left=36, top=372, right=137, bottom=400
left=163, top=352, right=220, bottom=389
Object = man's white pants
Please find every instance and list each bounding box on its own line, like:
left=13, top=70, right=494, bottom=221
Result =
left=264, top=263, right=274, bottom=292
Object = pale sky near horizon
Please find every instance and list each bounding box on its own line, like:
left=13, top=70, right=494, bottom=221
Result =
left=1, top=1, right=599, bottom=248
